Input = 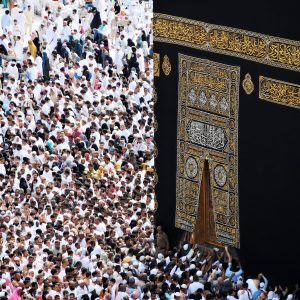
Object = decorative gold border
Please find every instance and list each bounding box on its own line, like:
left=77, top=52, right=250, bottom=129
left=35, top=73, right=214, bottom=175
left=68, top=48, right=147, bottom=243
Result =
left=154, top=13, right=300, bottom=72
left=175, top=54, right=240, bottom=248
left=153, top=53, right=160, bottom=77
left=259, top=76, right=300, bottom=109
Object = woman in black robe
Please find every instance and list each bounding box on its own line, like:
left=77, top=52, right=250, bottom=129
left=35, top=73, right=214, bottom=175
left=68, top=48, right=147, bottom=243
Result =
left=90, top=9, right=101, bottom=30
left=42, top=52, right=50, bottom=81
left=32, top=31, right=41, bottom=56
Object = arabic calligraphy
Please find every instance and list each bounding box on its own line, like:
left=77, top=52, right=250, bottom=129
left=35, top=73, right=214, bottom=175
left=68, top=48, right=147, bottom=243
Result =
left=153, top=53, right=160, bottom=77
left=186, top=120, right=228, bottom=151
left=209, top=29, right=267, bottom=58
left=154, top=13, right=300, bottom=72
left=259, top=76, right=300, bottom=109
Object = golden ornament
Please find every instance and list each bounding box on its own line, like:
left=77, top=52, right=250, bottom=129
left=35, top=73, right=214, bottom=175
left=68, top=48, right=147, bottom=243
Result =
left=242, top=73, right=254, bottom=95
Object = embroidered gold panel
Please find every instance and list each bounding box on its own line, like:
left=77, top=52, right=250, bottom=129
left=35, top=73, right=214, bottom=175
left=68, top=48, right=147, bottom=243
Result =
left=176, top=54, right=240, bottom=247
left=154, top=13, right=300, bottom=72
left=259, top=76, right=300, bottom=109
left=153, top=53, right=160, bottom=77
left=162, top=55, right=172, bottom=76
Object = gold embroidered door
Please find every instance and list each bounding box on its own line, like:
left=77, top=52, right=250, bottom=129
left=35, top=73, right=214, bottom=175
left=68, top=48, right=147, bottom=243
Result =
left=175, top=54, right=240, bottom=248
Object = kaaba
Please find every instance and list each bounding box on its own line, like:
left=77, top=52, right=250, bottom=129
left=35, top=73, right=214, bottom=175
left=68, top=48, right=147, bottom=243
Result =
left=153, top=1, right=300, bottom=284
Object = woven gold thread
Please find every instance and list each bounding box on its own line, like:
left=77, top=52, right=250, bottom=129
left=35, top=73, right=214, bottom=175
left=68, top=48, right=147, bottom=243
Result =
left=242, top=73, right=254, bottom=95
left=162, top=55, right=171, bottom=76
left=259, top=76, right=300, bottom=109
left=153, top=53, right=160, bottom=77
left=175, top=54, right=240, bottom=248
left=154, top=13, right=300, bottom=72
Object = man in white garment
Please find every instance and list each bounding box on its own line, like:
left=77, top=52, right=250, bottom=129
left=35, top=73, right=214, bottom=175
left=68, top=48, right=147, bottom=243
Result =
left=71, top=9, right=80, bottom=30
left=12, top=19, right=23, bottom=40
left=48, top=26, right=59, bottom=52
left=11, top=4, right=20, bottom=22
left=115, top=46, right=124, bottom=74
left=24, top=5, right=34, bottom=35
left=60, top=21, right=71, bottom=42
left=1, top=10, right=11, bottom=34
left=5, top=62, right=19, bottom=81
left=16, top=10, right=26, bottom=40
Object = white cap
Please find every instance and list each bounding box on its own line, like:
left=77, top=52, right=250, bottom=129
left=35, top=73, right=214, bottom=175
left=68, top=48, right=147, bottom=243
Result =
left=183, top=244, right=188, bottom=250
left=132, top=261, right=139, bottom=267
left=157, top=253, right=164, bottom=260
left=123, top=263, right=129, bottom=269
left=181, top=284, right=187, bottom=289
left=0, top=279, right=6, bottom=285
left=53, top=166, right=60, bottom=172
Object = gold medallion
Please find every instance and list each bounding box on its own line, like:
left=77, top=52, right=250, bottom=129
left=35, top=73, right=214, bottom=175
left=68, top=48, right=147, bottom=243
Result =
left=162, top=55, right=172, bottom=76
left=242, top=73, right=254, bottom=95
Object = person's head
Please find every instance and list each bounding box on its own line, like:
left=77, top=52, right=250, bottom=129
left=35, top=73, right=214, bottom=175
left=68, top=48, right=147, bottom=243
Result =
left=258, top=291, right=268, bottom=300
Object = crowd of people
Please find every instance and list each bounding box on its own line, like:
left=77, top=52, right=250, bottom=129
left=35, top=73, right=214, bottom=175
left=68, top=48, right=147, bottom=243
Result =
left=0, top=0, right=299, bottom=299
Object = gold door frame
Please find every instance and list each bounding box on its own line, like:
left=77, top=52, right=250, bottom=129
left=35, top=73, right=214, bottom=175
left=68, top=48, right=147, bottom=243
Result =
left=175, top=54, right=240, bottom=248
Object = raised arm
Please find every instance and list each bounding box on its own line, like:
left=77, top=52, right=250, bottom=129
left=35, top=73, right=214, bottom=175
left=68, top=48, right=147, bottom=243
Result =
left=260, top=274, right=268, bottom=290
left=225, top=246, right=232, bottom=262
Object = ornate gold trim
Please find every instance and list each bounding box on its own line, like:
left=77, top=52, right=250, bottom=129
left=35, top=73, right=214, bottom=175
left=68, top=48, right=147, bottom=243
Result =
left=259, top=76, right=300, bottom=109
left=153, top=53, right=160, bottom=77
left=162, top=55, right=172, bottom=76
left=154, top=13, right=300, bottom=72
left=153, top=86, right=158, bottom=104
left=242, top=73, right=254, bottom=95
left=175, top=54, right=240, bottom=248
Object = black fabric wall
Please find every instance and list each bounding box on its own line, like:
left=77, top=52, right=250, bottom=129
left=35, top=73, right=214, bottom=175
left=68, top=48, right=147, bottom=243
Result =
left=154, top=1, right=300, bottom=285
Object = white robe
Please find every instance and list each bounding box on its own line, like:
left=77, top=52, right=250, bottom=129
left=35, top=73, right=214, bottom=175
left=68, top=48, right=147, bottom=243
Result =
left=71, top=14, right=79, bottom=31
left=11, top=8, right=20, bottom=22
left=115, top=49, right=124, bottom=73
left=16, top=13, right=26, bottom=37
left=47, top=29, right=58, bottom=52
left=36, top=56, right=43, bottom=75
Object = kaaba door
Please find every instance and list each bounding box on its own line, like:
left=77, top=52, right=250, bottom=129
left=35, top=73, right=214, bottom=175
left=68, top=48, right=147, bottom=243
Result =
left=174, top=55, right=240, bottom=248
left=192, top=160, right=222, bottom=247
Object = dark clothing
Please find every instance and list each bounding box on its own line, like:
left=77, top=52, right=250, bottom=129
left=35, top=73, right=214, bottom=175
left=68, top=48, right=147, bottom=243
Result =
left=74, top=40, right=83, bottom=57
left=42, top=52, right=50, bottom=81
left=33, top=32, right=41, bottom=56
left=90, top=11, right=101, bottom=30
